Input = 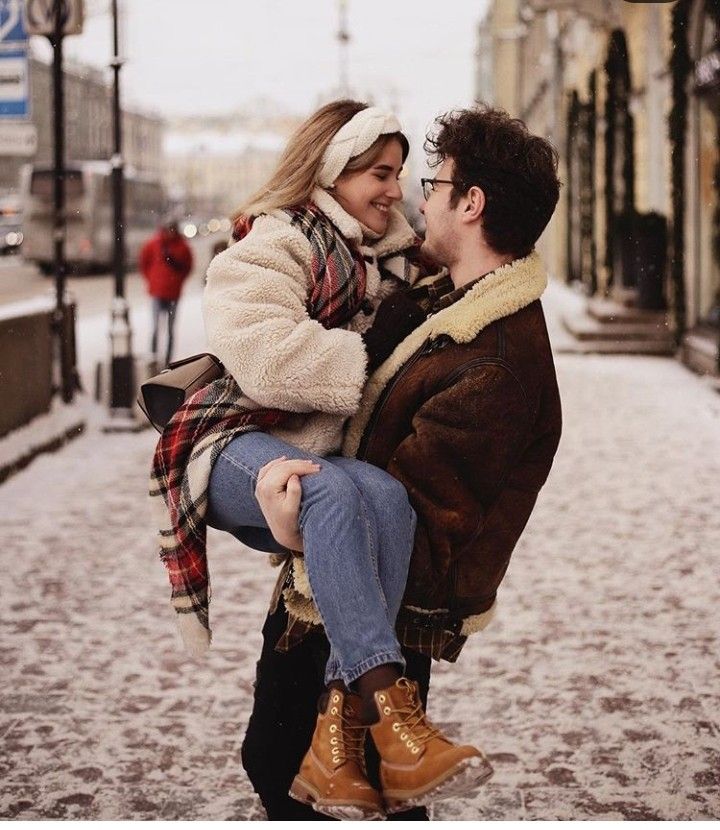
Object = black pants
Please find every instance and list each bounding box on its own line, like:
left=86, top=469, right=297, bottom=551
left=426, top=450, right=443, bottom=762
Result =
left=241, top=600, right=432, bottom=820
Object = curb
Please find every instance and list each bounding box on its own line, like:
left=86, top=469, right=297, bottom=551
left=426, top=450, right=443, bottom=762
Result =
left=0, top=404, right=88, bottom=487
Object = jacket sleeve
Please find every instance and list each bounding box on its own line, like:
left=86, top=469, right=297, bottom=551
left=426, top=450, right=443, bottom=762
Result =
left=385, top=364, right=532, bottom=583
left=138, top=239, right=153, bottom=279
left=179, top=242, right=193, bottom=279
left=202, top=215, right=368, bottom=415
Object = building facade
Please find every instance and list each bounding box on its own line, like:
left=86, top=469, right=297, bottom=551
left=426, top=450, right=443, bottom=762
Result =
left=477, top=0, right=720, bottom=374
left=162, top=109, right=303, bottom=220
left=0, top=56, right=163, bottom=191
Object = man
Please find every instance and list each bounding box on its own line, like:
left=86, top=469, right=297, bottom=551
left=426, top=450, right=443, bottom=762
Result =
left=139, top=219, right=193, bottom=366
left=244, top=106, right=563, bottom=820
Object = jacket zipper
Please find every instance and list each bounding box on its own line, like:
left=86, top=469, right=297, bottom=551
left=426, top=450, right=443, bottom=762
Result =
left=357, top=338, right=436, bottom=461
left=358, top=339, right=490, bottom=626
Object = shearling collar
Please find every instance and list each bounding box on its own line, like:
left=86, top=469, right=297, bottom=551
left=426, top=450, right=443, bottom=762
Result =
left=311, top=187, right=416, bottom=257
left=342, top=251, right=548, bottom=457
left=421, top=251, right=547, bottom=343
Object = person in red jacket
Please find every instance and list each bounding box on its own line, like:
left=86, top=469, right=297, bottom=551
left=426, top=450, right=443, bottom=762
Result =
left=139, top=220, right=193, bottom=366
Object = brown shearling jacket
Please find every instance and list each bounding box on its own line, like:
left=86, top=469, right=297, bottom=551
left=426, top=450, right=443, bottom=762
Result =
left=279, top=252, right=562, bottom=661
left=343, top=252, right=562, bottom=659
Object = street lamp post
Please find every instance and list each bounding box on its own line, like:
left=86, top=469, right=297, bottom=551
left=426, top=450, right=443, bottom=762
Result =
left=49, top=0, right=77, bottom=403
left=337, top=0, right=350, bottom=97
left=106, top=0, right=135, bottom=423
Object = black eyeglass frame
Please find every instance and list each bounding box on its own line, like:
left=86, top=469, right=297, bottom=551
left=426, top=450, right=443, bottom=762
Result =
left=420, top=177, right=455, bottom=200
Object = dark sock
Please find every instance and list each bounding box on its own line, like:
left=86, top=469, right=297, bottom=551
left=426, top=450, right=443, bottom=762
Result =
left=353, top=664, right=402, bottom=725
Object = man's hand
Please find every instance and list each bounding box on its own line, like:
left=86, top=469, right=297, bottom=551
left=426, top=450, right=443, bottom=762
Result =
left=254, top=456, right=320, bottom=552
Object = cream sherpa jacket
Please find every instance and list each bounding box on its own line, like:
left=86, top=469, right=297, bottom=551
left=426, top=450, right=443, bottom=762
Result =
left=202, top=188, right=418, bottom=455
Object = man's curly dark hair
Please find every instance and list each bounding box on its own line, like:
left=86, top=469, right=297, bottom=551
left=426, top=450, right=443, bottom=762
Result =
left=425, top=106, right=561, bottom=258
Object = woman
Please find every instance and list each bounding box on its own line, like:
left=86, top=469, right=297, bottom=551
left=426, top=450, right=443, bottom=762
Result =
left=157, top=100, right=489, bottom=820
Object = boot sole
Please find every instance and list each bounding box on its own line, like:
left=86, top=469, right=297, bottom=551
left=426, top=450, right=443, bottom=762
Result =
left=384, top=754, right=494, bottom=814
left=289, top=774, right=386, bottom=821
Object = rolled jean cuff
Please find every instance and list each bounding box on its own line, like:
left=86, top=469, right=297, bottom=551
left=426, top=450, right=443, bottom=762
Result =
left=326, top=649, right=407, bottom=688
left=324, top=659, right=341, bottom=683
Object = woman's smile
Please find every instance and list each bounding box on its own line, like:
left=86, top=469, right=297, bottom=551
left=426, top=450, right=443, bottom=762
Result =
left=333, top=138, right=404, bottom=233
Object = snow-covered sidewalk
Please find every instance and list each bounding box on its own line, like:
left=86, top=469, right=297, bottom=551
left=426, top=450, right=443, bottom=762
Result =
left=1, top=280, right=719, bottom=820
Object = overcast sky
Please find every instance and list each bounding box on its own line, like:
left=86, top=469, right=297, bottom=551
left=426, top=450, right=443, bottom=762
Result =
left=31, top=0, right=489, bottom=151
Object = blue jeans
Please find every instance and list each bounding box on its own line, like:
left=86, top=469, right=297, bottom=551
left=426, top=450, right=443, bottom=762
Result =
left=150, top=297, right=178, bottom=366
left=206, top=431, right=416, bottom=687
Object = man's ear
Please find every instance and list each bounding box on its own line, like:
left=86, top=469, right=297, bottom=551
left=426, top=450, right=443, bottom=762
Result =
left=461, top=186, right=485, bottom=224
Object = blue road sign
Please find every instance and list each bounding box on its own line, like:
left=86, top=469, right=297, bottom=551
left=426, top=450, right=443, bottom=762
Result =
left=0, top=0, right=27, bottom=46
left=0, top=48, right=29, bottom=117
left=0, top=0, right=29, bottom=119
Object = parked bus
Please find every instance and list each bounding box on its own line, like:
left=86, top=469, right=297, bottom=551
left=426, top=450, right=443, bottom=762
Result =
left=19, top=161, right=167, bottom=274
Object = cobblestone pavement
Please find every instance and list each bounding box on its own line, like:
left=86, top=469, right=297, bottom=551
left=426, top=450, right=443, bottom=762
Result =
left=1, top=283, right=719, bottom=820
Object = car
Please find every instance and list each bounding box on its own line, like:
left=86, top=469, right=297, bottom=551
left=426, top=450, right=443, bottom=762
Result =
left=0, top=194, right=23, bottom=255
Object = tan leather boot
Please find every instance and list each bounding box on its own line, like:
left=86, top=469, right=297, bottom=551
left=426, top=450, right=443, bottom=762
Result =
left=289, top=689, right=385, bottom=820
left=369, top=677, right=494, bottom=813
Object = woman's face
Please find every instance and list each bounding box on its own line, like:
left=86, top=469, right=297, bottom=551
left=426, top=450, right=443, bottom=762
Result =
left=333, top=138, right=404, bottom=234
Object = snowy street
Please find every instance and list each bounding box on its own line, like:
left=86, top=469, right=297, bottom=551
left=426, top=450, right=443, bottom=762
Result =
left=1, top=281, right=719, bottom=820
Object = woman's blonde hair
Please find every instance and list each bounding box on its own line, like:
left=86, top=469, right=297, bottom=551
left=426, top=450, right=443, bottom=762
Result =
left=233, top=100, right=409, bottom=220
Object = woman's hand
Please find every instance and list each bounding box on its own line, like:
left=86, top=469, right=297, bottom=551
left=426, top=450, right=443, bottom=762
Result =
left=361, top=291, right=427, bottom=372
left=254, top=456, right=320, bottom=552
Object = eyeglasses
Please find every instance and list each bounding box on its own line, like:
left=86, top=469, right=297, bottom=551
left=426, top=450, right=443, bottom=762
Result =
left=420, top=178, right=454, bottom=200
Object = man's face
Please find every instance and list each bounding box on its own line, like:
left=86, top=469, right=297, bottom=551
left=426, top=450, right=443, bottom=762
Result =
left=419, top=158, right=459, bottom=267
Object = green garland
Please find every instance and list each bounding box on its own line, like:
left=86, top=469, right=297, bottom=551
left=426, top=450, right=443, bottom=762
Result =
left=566, top=90, right=580, bottom=285
left=710, top=0, right=720, bottom=277
left=708, top=1, right=720, bottom=368
left=604, top=29, right=636, bottom=290
left=707, top=0, right=720, bottom=29
left=669, top=0, right=720, bottom=347
left=669, top=0, right=692, bottom=339
left=587, top=70, right=598, bottom=296
left=714, top=135, right=720, bottom=277
left=566, top=78, right=598, bottom=294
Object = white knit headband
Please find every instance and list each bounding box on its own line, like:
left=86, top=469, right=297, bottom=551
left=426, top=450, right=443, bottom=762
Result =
left=317, top=106, right=402, bottom=188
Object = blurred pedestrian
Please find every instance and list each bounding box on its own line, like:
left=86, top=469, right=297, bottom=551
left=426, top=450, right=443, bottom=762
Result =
left=205, top=238, right=230, bottom=284
left=139, top=220, right=193, bottom=366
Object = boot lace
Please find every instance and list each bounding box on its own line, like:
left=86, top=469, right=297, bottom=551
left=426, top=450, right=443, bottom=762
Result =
left=387, top=678, right=445, bottom=748
left=333, top=706, right=368, bottom=770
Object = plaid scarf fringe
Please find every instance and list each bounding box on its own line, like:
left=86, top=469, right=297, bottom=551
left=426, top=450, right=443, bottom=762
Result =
left=151, top=202, right=372, bottom=655
left=150, top=374, right=289, bottom=655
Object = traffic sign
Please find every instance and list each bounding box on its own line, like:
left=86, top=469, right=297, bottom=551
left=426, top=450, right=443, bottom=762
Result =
left=0, top=48, right=29, bottom=118
left=0, top=0, right=29, bottom=119
left=0, top=119, right=36, bottom=153
left=0, top=0, right=27, bottom=49
left=24, top=0, right=84, bottom=36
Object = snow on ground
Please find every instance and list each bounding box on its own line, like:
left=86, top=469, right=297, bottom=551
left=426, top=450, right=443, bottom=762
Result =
left=0, top=280, right=719, bottom=820
left=0, top=397, right=85, bottom=482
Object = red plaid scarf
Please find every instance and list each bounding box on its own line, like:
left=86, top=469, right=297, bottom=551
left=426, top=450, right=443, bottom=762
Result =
left=234, top=203, right=368, bottom=327
left=150, top=203, right=370, bottom=654
left=287, top=204, right=367, bottom=328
